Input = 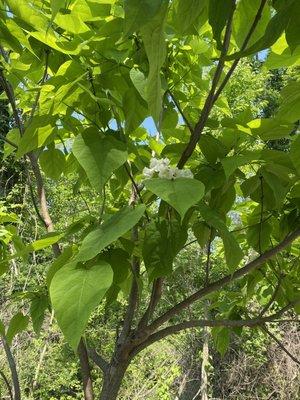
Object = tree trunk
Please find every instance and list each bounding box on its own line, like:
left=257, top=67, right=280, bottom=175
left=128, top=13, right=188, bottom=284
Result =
left=99, top=360, right=129, bottom=400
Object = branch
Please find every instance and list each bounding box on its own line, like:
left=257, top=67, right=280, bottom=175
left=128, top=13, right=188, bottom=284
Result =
left=148, top=228, right=300, bottom=332
left=1, top=337, right=21, bottom=400
left=0, top=133, right=18, bottom=149
left=138, top=278, right=163, bottom=329
left=177, top=4, right=235, bottom=169
left=77, top=339, right=95, bottom=400
left=88, top=348, right=109, bottom=373
left=262, top=325, right=300, bottom=366
left=0, top=369, right=13, bottom=400
left=132, top=302, right=299, bottom=357
left=166, top=89, right=194, bottom=134
left=212, top=0, right=268, bottom=104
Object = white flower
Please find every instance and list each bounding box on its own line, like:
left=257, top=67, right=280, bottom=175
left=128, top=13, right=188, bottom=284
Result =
left=143, top=167, right=154, bottom=178
left=177, top=169, right=194, bottom=178
left=143, top=157, right=193, bottom=180
left=158, top=166, right=174, bottom=179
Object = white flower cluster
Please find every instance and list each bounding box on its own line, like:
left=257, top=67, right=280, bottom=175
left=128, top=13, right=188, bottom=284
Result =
left=143, top=157, right=193, bottom=180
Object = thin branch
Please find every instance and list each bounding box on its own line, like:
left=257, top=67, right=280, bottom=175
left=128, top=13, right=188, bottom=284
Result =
left=132, top=302, right=299, bottom=357
left=0, top=133, right=18, bottom=149
left=212, top=0, right=268, bottom=104
left=262, top=325, right=300, bottom=366
left=123, top=164, right=147, bottom=209
left=177, top=3, right=235, bottom=169
left=167, top=89, right=194, bottom=134
left=1, top=337, right=21, bottom=400
left=0, top=369, right=13, bottom=400
left=148, top=227, right=300, bottom=332
left=258, top=275, right=282, bottom=317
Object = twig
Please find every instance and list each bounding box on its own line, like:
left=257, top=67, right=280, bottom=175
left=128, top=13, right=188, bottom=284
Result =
left=0, top=369, right=13, bottom=400
left=0, top=133, right=18, bottom=149
left=167, top=89, right=194, bottom=134
left=262, top=325, right=300, bottom=366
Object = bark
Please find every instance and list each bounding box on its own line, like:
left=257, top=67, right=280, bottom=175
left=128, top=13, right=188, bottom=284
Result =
left=78, top=339, right=95, bottom=400
left=99, top=359, right=129, bottom=400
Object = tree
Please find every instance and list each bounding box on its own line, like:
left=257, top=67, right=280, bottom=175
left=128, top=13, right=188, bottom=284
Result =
left=0, top=1, right=300, bottom=399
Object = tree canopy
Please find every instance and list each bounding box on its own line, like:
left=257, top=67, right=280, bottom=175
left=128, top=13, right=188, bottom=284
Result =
left=0, top=0, right=299, bottom=399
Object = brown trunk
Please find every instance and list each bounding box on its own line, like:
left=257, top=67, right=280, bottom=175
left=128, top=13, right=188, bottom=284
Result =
left=99, top=360, right=129, bottom=400
left=78, top=339, right=94, bottom=400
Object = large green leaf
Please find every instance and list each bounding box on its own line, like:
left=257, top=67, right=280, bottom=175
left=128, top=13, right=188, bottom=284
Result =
left=171, top=0, right=208, bottom=34
left=143, top=219, right=187, bottom=280
left=226, top=0, right=297, bottom=60
left=290, top=135, right=300, bottom=175
left=144, top=178, right=205, bottom=220
left=6, top=313, right=29, bottom=345
left=141, top=2, right=168, bottom=122
left=209, top=0, right=235, bottom=50
left=39, top=148, right=66, bottom=180
left=72, top=129, right=128, bottom=192
left=17, top=116, right=57, bottom=158
left=30, top=294, right=48, bottom=335
left=123, top=0, right=164, bottom=36
left=50, top=260, right=113, bottom=350
left=276, top=82, right=300, bottom=123
left=233, top=0, right=271, bottom=49
left=75, top=205, right=146, bottom=262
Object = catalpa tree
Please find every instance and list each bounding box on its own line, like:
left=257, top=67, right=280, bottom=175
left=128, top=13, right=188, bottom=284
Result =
left=0, top=0, right=300, bottom=399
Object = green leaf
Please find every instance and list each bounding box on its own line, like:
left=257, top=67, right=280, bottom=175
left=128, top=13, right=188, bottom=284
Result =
left=209, top=0, right=235, bottom=49
left=141, top=2, right=168, bottom=122
left=30, top=294, right=48, bottom=335
left=221, top=154, right=253, bottom=179
left=47, top=246, right=74, bottom=288
left=277, top=82, right=300, bottom=123
left=199, top=134, right=227, bottom=164
left=143, top=219, right=187, bottom=280
left=144, top=178, right=205, bottom=220
left=39, top=148, right=66, bottom=180
left=17, top=116, right=56, bottom=158
left=285, top=1, right=300, bottom=52
left=233, top=0, right=270, bottom=49
left=123, top=88, right=148, bottom=134
left=75, top=205, right=146, bottom=262
left=129, top=68, right=147, bottom=101
left=247, top=221, right=273, bottom=253
left=6, top=313, right=29, bottom=345
left=123, top=0, right=164, bottom=36
left=199, top=203, right=243, bottom=270
left=192, top=221, right=211, bottom=248
left=290, top=135, right=300, bottom=175
left=248, top=118, right=293, bottom=140
left=26, top=232, right=64, bottom=252
left=50, top=260, right=113, bottom=350
left=72, top=129, right=128, bottom=192
left=212, top=326, right=230, bottom=356
left=226, top=0, right=296, bottom=60
left=172, top=0, right=208, bottom=34
left=0, top=319, right=5, bottom=336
